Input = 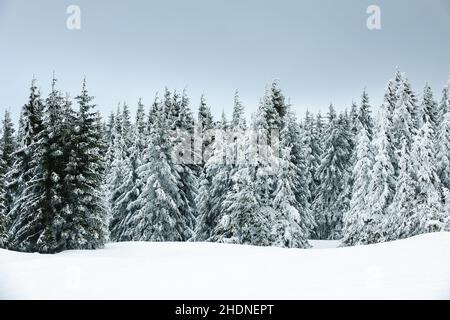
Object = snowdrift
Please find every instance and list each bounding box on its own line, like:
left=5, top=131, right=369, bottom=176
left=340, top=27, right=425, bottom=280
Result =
left=1, top=232, right=449, bottom=299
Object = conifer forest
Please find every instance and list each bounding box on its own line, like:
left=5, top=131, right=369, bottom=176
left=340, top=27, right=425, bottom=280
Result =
left=1, top=70, right=450, bottom=254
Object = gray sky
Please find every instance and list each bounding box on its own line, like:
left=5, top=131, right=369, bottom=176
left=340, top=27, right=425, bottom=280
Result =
left=0, top=0, right=449, bottom=123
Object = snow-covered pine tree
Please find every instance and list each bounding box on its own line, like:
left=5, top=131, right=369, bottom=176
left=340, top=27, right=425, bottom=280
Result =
left=205, top=93, right=249, bottom=243
left=211, top=165, right=271, bottom=246
left=271, top=109, right=312, bottom=248
left=106, top=111, right=115, bottom=144
left=386, top=69, right=403, bottom=115
left=0, top=110, right=16, bottom=223
left=147, top=93, right=160, bottom=133
left=392, top=76, right=418, bottom=160
left=197, top=94, right=214, bottom=167
left=378, top=79, right=400, bottom=176
left=437, top=82, right=449, bottom=127
left=135, top=98, right=147, bottom=152
left=270, top=81, right=287, bottom=121
left=109, top=130, right=142, bottom=241
left=178, top=89, right=196, bottom=168
left=228, top=90, right=247, bottom=169
left=107, top=107, right=128, bottom=240
left=397, top=109, right=445, bottom=238
left=436, top=107, right=450, bottom=191
left=63, top=78, right=108, bottom=249
left=342, top=124, right=373, bottom=246
left=302, top=110, right=322, bottom=208
left=338, top=109, right=355, bottom=221
left=7, top=79, right=46, bottom=252
left=232, top=90, right=246, bottom=131
left=358, top=90, right=374, bottom=139
left=34, top=76, right=72, bottom=252
left=312, top=105, right=352, bottom=240
left=106, top=98, right=148, bottom=240
left=123, top=98, right=189, bottom=241
left=361, top=106, right=396, bottom=244
left=388, top=140, right=416, bottom=240
left=121, top=102, right=133, bottom=155
left=170, top=89, right=197, bottom=237
left=418, top=84, right=438, bottom=132
left=105, top=111, right=116, bottom=169
left=195, top=115, right=232, bottom=241
left=349, top=101, right=359, bottom=137
left=250, top=93, right=279, bottom=207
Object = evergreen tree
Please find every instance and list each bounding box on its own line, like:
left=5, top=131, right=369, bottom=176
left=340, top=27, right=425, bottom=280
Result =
left=342, top=125, right=373, bottom=246
left=105, top=111, right=116, bottom=169
left=437, top=83, right=449, bottom=126
left=358, top=90, right=373, bottom=139
left=418, top=84, right=438, bottom=132
left=34, top=76, right=71, bottom=252
left=392, top=76, right=418, bottom=156
left=171, top=90, right=197, bottom=237
left=135, top=98, right=147, bottom=152
left=211, top=166, right=271, bottom=246
left=312, top=105, right=352, bottom=239
left=107, top=113, right=128, bottom=240
left=271, top=111, right=312, bottom=248
left=388, top=141, right=416, bottom=240
left=195, top=119, right=232, bottom=241
left=349, top=101, right=359, bottom=136
left=62, top=78, right=108, bottom=249
left=232, top=90, right=246, bottom=130
left=110, top=131, right=142, bottom=241
left=362, top=106, right=396, bottom=244
left=270, top=81, right=287, bottom=120
left=302, top=110, right=322, bottom=207
left=123, top=102, right=190, bottom=241
left=0, top=110, right=16, bottom=224
left=436, top=109, right=450, bottom=190
left=197, top=94, right=214, bottom=167
left=397, top=117, right=444, bottom=238
left=7, top=79, right=45, bottom=252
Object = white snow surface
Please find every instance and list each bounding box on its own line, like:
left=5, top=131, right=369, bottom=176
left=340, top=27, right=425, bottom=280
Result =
left=1, top=232, right=449, bottom=299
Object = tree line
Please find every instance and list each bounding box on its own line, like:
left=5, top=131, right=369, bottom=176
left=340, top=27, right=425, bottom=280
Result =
left=0, top=69, right=449, bottom=253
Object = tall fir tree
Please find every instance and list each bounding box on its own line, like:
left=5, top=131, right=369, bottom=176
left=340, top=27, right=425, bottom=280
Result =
left=312, top=105, right=352, bottom=239
left=437, top=82, right=449, bottom=126
left=418, top=84, right=438, bottom=132
left=197, top=94, right=214, bottom=167
left=212, top=165, right=272, bottom=246
left=342, top=125, right=374, bottom=246
left=271, top=110, right=312, bottom=248
left=62, top=78, right=108, bottom=249
left=436, top=106, right=450, bottom=191
left=7, top=79, right=45, bottom=252
left=34, top=76, right=72, bottom=252
left=388, top=141, right=417, bottom=240
left=358, top=90, right=374, bottom=139
left=123, top=100, right=190, bottom=241
left=0, top=110, right=16, bottom=230
left=397, top=114, right=445, bottom=238
left=195, top=116, right=232, bottom=241
left=362, top=106, right=396, bottom=244
left=392, top=76, right=418, bottom=159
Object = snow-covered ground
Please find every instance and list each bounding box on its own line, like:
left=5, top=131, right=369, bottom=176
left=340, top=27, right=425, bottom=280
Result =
left=1, top=232, right=449, bottom=299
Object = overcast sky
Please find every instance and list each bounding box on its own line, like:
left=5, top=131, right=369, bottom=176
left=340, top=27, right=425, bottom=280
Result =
left=0, top=0, right=449, bottom=123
